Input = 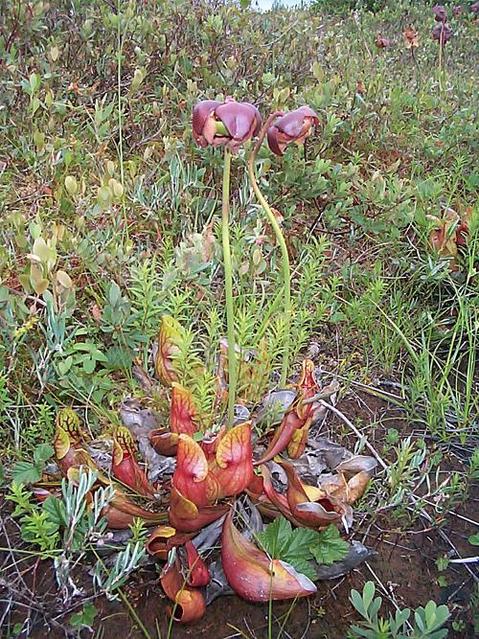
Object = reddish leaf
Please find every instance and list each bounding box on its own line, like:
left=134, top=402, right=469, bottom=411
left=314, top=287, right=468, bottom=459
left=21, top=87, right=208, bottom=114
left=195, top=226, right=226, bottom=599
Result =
left=168, top=487, right=228, bottom=533
left=146, top=525, right=192, bottom=560
left=184, top=541, right=210, bottom=587
left=111, top=427, right=156, bottom=497
left=160, top=557, right=206, bottom=623
left=221, top=510, right=316, bottom=602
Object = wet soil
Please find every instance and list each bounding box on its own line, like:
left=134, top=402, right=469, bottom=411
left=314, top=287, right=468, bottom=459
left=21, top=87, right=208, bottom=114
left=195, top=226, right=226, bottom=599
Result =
left=1, top=392, right=478, bottom=639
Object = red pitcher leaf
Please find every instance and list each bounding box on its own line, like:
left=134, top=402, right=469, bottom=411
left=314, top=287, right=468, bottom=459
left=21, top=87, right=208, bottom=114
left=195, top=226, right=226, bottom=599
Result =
left=154, top=315, right=185, bottom=386
left=247, top=472, right=265, bottom=499
left=184, top=541, right=211, bottom=587
left=54, top=408, right=96, bottom=475
left=103, top=490, right=166, bottom=529
left=286, top=421, right=312, bottom=459
left=254, top=412, right=300, bottom=466
left=212, top=422, right=254, bottom=499
left=170, top=383, right=202, bottom=436
left=32, top=486, right=58, bottom=502
left=149, top=429, right=179, bottom=456
left=160, top=557, right=206, bottom=623
left=169, top=487, right=228, bottom=533
left=172, top=435, right=210, bottom=507
left=280, top=461, right=315, bottom=505
left=221, top=511, right=316, bottom=602
left=147, top=525, right=192, bottom=560
left=294, top=501, right=344, bottom=527
left=112, top=427, right=156, bottom=497
left=255, top=360, right=319, bottom=465
left=260, top=465, right=298, bottom=523
left=280, top=461, right=346, bottom=529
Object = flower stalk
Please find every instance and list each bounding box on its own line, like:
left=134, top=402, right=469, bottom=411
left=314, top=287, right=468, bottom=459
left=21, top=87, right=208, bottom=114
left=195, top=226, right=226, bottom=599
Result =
left=247, top=112, right=291, bottom=386
left=221, top=147, right=237, bottom=426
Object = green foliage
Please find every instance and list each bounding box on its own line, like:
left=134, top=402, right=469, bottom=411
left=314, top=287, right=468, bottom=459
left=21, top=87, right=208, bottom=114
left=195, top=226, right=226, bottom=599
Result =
left=256, top=516, right=349, bottom=580
left=6, top=482, right=59, bottom=555
left=6, top=469, right=114, bottom=557
left=468, top=533, right=479, bottom=546
left=11, top=443, right=54, bottom=484
left=69, top=603, right=98, bottom=630
left=348, top=582, right=450, bottom=639
left=93, top=541, right=146, bottom=600
left=310, top=525, right=350, bottom=566
left=0, top=0, right=478, bottom=631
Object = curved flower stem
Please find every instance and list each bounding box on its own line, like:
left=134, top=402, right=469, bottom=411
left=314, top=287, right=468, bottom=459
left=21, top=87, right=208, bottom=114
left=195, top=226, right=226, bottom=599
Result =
left=222, top=147, right=237, bottom=427
left=438, top=24, right=444, bottom=93
left=247, top=111, right=291, bottom=386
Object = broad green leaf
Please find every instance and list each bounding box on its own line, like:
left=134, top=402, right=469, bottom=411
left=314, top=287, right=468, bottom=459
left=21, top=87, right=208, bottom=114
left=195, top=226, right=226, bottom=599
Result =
left=309, top=524, right=349, bottom=566
left=256, top=516, right=318, bottom=581
left=33, top=443, right=54, bottom=464
left=43, top=496, right=67, bottom=527
left=12, top=461, right=42, bottom=485
left=468, top=533, right=479, bottom=545
left=70, top=603, right=98, bottom=629
left=256, top=515, right=294, bottom=558
left=64, top=175, right=78, bottom=196
left=82, top=356, right=96, bottom=374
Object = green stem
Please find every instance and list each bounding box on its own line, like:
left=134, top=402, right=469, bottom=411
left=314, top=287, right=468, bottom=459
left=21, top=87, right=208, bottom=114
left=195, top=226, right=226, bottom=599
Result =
left=247, top=112, right=291, bottom=386
left=222, top=148, right=236, bottom=427
left=438, top=24, right=444, bottom=93
left=117, top=0, right=129, bottom=244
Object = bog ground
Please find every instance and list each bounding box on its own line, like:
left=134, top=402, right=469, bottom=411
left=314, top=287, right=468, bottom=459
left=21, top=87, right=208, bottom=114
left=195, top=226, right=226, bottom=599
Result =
left=0, top=1, right=478, bottom=638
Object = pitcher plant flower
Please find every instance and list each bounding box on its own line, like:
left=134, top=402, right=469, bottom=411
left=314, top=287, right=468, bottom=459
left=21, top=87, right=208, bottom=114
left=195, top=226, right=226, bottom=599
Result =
left=192, top=97, right=261, bottom=152
left=432, top=4, right=447, bottom=22
left=375, top=34, right=391, bottom=48
left=266, top=106, right=319, bottom=157
left=403, top=25, right=419, bottom=49
left=432, top=22, right=453, bottom=44
left=193, top=98, right=261, bottom=427
left=221, top=510, right=316, bottom=602
left=247, top=108, right=318, bottom=386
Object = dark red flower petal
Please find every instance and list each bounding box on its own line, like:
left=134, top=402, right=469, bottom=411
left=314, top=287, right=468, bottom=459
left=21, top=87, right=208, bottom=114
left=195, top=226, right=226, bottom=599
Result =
left=192, top=100, right=220, bottom=147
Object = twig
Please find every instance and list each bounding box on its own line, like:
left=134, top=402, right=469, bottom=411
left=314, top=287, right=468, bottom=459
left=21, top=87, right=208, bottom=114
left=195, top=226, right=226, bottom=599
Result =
left=319, top=400, right=389, bottom=471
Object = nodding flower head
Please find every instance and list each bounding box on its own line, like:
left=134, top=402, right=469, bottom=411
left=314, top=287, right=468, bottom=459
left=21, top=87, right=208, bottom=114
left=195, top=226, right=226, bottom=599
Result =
left=192, top=97, right=261, bottom=152
left=266, top=106, right=319, bottom=156
left=432, top=4, right=448, bottom=22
